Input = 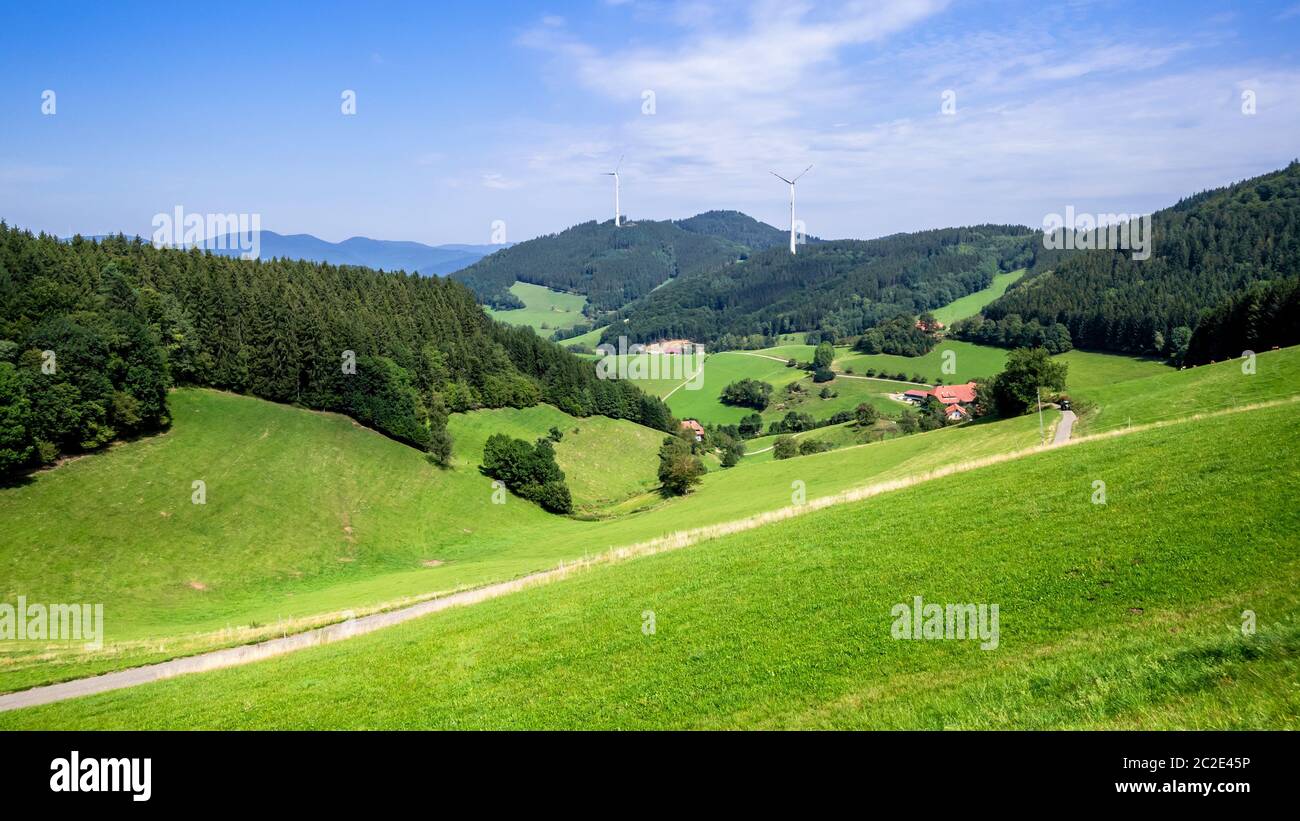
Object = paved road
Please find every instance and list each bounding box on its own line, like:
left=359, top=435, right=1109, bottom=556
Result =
left=1054, top=409, right=1077, bottom=443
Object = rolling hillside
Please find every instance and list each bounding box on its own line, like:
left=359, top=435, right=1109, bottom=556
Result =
left=484, top=282, right=588, bottom=333
left=0, top=225, right=675, bottom=480
left=5, top=380, right=1295, bottom=728
left=968, top=162, right=1300, bottom=356
left=450, top=214, right=761, bottom=312
left=3, top=347, right=1294, bottom=698
left=609, top=225, right=1036, bottom=347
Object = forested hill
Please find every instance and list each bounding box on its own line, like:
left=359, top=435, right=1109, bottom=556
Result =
left=966, top=162, right=1300, bottom=356
left=449, top=213, right=774, bottom=313
left=0, top=226, right=674, bottom=477
left=605, top=225, right=1036, bottom=348
left=672, top=210, right=792, bottom=249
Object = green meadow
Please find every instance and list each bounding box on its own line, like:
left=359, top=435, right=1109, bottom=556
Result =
left=1, top=348, right=1293, bottom=698
left=660, top=351, right=917, bottom=428
left=484, top=281, right=588, bottom=332
left=662, top=352, right=805, bottom=425
left=931, top=268, right=1028, bottom=326
left=558, top=325, right=608, bottom=348
left=832, top=339, right=1009, bottom=384
left=5, top=398, right=1294, bottom=729
left=445, top=405, right=663, bottom=512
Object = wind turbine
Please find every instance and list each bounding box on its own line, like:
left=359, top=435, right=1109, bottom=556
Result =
left=603, top=155, right=624, bottom=227
left=770, top=164, right=812, bottom=254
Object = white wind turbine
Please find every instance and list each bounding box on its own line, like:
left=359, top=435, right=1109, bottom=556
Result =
left=603, top=155, right=624, bottom=227
left=771, top=164, right=812, bottom=254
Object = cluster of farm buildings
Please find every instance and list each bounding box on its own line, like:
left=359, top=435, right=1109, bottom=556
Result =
left=901, top=381, right=978, bottom=420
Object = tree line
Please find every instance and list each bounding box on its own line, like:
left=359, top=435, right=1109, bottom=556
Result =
left=0, top=225, right=674, bottom=477
left=607, top=226, right=1036, bottom=348
left=972, top=162, right=1300, bottom=359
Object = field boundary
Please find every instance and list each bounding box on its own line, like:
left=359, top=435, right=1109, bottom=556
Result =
left=2, top=394, right=1295, bottom=713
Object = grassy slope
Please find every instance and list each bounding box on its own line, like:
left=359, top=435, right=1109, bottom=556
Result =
left=660, top=350, right=917, bottom=428
left=663, top=352, right=805, bottom=425
left=1076, top=347, right=1297, bottom=434
left=762, top=374, right=917, bottom=423
left=833, top=340, right=1008, bottom=384
left=446, top=405, right=662, bottom=511
left=558, top=325, right=607, bottom=348
left=931, top=267, right=1028, bottom=326
left=0, top=386, right=1058, bottom=691
left=3, top=349, right=1292, bottom=694
left=1055, top=350, right=1169, bottom=393
left=7, top=400, right=1295, bottom=729
left=485, top=282, right=587, bottom=332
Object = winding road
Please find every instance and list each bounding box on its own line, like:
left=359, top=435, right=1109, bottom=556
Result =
left=1054, top=409, right=1077, bottom=443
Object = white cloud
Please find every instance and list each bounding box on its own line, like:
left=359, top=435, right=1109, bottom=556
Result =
left=475, top=1, right=1300, bottom=241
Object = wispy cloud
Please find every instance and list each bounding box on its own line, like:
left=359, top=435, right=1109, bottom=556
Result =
left=497, top=1, right=1300, bottom=239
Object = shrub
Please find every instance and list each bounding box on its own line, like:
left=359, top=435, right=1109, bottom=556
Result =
left=480, top=433, right=573, bottom=513
left=773, top=436, right=798, bottom=460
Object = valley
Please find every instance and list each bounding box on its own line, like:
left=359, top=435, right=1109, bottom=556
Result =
left=2, top=164, right=1298, bottom=732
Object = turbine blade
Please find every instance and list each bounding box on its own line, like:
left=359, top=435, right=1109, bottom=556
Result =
left=770, top=171, right=793, bottom=184
left=792, top=164, right=813, bottom=182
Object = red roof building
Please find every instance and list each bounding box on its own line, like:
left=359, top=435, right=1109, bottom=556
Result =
left=902, top=381, right=978, bottom=406
left=930, top=382, right=977, bottom=405
left=942, top=403, right=970, bottom=420
left=680, top=419, right=705, bottom=441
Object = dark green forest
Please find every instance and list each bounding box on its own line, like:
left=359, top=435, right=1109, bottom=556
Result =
left=0, top=225, right=673, bottom=477
left=450, top=215, right=755, bottom=313
left=972, top=162, right=1300, bottom=357
left=672, top=210, right=791, bottom=250
left=606, top=225, right=1036, bottom=347
left=1183, top=275, right=1300, bottom=366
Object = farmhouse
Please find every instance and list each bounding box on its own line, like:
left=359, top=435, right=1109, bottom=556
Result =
left=903, top=381, right=978, bottom=409
left=680, top=419, right=705, bottom=442
left=646, top=338, right=700, bottom=355
left=941, top=404, right=969, bottom=421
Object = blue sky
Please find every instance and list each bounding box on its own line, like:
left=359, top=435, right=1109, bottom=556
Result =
left=2, top=0, right=1299, bottom=245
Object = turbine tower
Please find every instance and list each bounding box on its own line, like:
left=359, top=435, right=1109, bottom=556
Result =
left=770, top=164, right=812, bottom=254
left=603, top=155, right=624, bottom=227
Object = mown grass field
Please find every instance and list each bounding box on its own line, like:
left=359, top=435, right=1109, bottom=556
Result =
left=931, top=268, right=1028, bottom=326
left=761, top=374, right=916, bottom=423
left=6, top=398, right=1294, bottom=729
left=662, top=352, right=806, bottom=425
left=485, top=281, right=587, bottom=332
left=657, top=351, right=921, bottom=428
left=1, top=349, right=1291, bottom=696
left=833, top=340, right=1008, bottom=384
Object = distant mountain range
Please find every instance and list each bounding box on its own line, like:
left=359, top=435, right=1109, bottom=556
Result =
left=77, top=231, right=505, bottom=276
left=197, top=231, right=505, bottom=275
